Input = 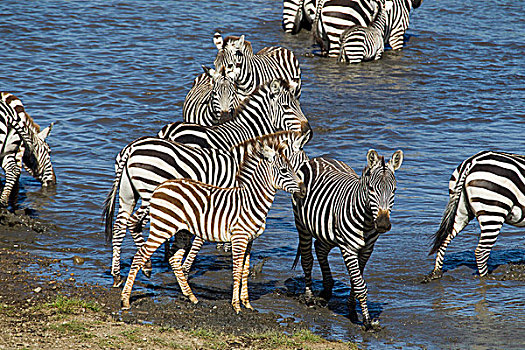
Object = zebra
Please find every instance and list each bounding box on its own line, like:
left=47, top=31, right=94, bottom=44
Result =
left=292, top=150, right=403, bottom=330
left=312, top=0, right=376, bottom=57
left=423, top=151, right=525, bottom=283
left=384, top=0, right=422, bottom=50
left=182, top=65, right=240, bottom=126
left=120, top=135, right=306, bottom=312
left=338, top=0, right=392, bottom=63
left=282, top=0, right=317, bottom=34
left=0, top=92, right=56, bottom=207
left=104, top=130, right=310, bottom=287
left=213, top=33, right=302, bottom=99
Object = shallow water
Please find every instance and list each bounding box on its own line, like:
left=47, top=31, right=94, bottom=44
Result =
left=1, top=0, right=524, bottom=348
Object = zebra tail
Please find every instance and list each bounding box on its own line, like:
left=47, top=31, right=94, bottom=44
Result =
left=102, top=144, right=132, bottom=244
left=429, top=162, right=472, bottom=255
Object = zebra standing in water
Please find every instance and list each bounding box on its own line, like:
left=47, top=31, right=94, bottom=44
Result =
left=0, top=92, right=56, bottom=207
left=384, top=0, right=422, bottom=50
left=213, top=33, right=302, bottom=99
left=282, top=0, right=317, bottom=34
left=424, top=151, right=525, bottom=282
left=292, top=150, right=403, bottom=330
left=103, top=131, right=310, bottom=287
left=338, top=0, right=392, bottom=63
left=120, top=136, right=306, bottom=312
left=312, top=0, right=376, bottom=57
left=182, top=65, right=240, bottom=125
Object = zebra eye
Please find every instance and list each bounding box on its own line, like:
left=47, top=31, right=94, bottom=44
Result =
left=235, top=50, right=243, bottom=57
left=279, top=167, right=289, bottom=175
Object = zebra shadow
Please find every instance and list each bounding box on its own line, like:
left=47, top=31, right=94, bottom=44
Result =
left=442, top=248, right=525, bottom=276
left=283, top=276, right=385, bottom=326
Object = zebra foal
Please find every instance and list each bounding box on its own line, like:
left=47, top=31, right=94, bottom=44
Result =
left=338, top=0, right=392, bottom=63
left=424, top=151, right=525, bottom=282
left=292, top=150, right=403, bottom=330
left=0, top=92, right=56, bottom=207
left=120, top=137, right=306, bottom=312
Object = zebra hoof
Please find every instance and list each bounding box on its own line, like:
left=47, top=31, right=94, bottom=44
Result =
left=112, top=275, right=124, bottom=288
left=142, top=260, right=152, bottom=278
left=362, top=319, right=380, bottom=332
left=121, top=298, right=131, bottom=310
left=421, top=269, right=443, bottom=283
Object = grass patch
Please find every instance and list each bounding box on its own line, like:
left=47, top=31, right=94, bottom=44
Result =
left=45, top=295, right=101, bottom=314
left=48, top=320, right=95, bottom=339
left=292, top=329, right=326, bottom=343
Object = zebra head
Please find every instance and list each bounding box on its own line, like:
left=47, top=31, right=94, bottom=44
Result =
left=277, top=130, right=311, bottom=173
left=260, top=139, right=306, bottom=197
left=268, top=79, right=311, bottom=135
left=364, top=149, right=403, bottom=233
left=282, top=0, right=305, bottom=34
left=22, top=123, right=56, bottom=187
left=202, top=65, right=240, bottom=123
left=213, top=34, right=252, bottom=81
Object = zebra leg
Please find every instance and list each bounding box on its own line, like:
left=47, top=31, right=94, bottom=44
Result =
left=475, top=216, right=504, bottom=277
left=314, top=239, right=334, bottom=305
left=169, top=248, right=198, bottom=304
left=240, top=241, right=254, bottom=310
left=0, top=156, right=21, bottom=207
left=423, top=201, right=471, bottom=283
left=120, top=235, right=166, bottom=309
left=231, top=234, right=249, bottom=313
left=127, top=206, right=152, bottom=278
left=181, top=236, right=205, bottom=276
left=296, top=225, right=315, bottom=302
left=111, top=208, right=132, bottom=288
left=341, top=247, right=374, bottom=330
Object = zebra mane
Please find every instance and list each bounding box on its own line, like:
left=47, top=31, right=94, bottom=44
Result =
left=223, top=35, right=253, bottom=54
left=233, top=131, right=292, bottom=179
left=225, top=78, right=291, bottom=122
left=2, top=93, right=42, bottom=134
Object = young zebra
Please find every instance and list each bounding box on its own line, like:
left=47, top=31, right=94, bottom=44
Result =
left=0, top=92, right=56, bottom=207
left=213, top=33, right=302, bottom=99
left=292, top=150, right=403, bottom=330
left=338, top=0, right=392, bottom=63
left=104, top=131, right=310, bottom=287
left=424, top=151, right=525, bottom=282
left=120, top=136, right=306, bottom=312
left=182, top=65, right=240, bottom=126
left=384, top=0, right=422, bottom=50
left=312, top=0, right=376, bottom=57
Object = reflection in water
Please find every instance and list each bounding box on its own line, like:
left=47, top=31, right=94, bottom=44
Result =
left=0, top=0, right=523, bottom=348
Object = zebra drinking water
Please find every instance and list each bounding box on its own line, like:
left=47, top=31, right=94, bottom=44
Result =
left=213, top=33, right=302, bottom=99
left=120, top=136, right=306, bottom=312
left=338, top=0, right=392, bottom=63
left=292, top=150, right=403, bottom=330
left=104, top=131, right=310, bottom=287
left=424, top=151, right=525, bottom=282
left=0, top=92, right=56, bottom=207
left=182, top=66, right=240, bottom=126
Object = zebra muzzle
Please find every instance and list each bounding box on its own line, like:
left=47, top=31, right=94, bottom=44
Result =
left=297, top=181, right=307, bottom=198
left=375, top=210, right=391, bottom=233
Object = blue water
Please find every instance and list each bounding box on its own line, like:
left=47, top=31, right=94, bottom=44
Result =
left=0, top=1, right=524, bottom=348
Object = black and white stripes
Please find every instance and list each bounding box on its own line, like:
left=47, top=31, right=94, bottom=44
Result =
left=292, top=150, right=403, bottom=330
left=424, top=151, right=525, bottom=282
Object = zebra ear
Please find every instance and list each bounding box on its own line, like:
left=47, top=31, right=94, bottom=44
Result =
left=238, top=35, right=245, bottom=47
left=293, top=130, right=311, bottom=150
left=202, top=65, right=216, bottom=79
left=38, top=122, right=54, bottom=141
left=213, top=31, right=223, bottom=50
left=367, top=149, right=381, bottom=168
left=389, top=150, right=404, bottom=171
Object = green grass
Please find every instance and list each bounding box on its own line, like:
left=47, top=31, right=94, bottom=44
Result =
left=45, top=295, right=101, bottom=314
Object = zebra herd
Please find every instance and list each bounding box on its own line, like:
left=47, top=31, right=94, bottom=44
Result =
left=0, top=2, right=522, bottom=333
left=283, top=0, right=422, bottom=62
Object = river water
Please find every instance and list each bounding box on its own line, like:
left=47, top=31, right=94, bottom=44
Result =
left=1, top=1, right=524, bottom=349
